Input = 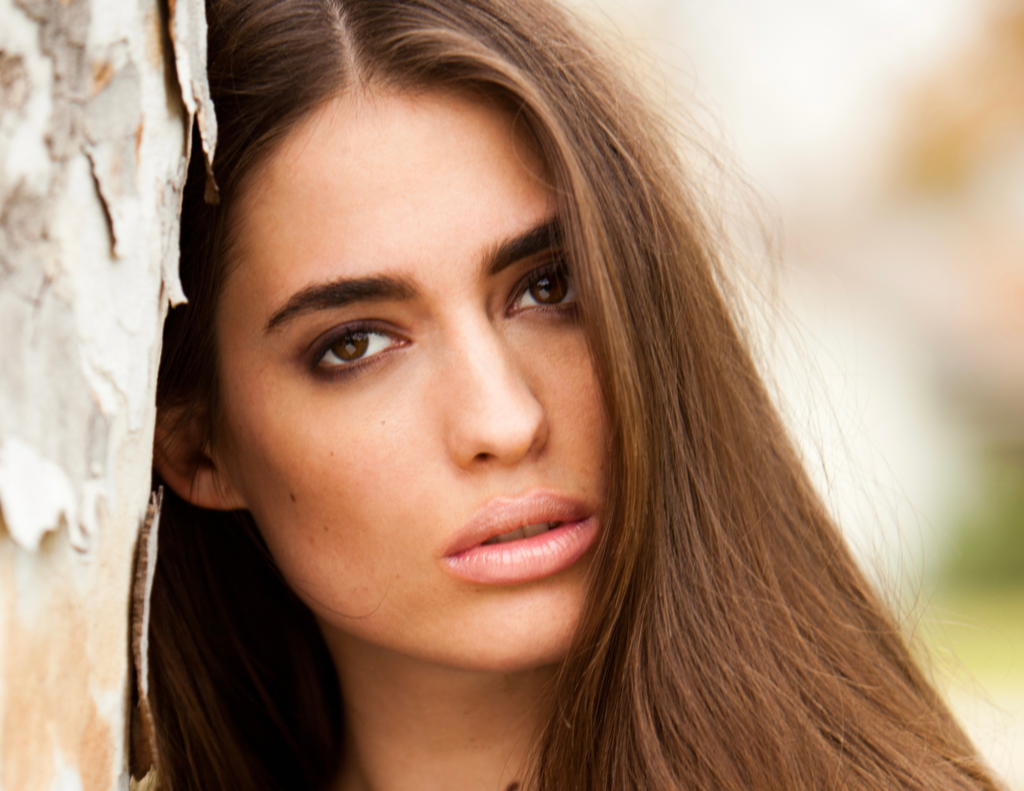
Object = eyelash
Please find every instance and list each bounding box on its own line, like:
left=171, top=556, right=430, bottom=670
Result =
left=312, top=259, right=576, bottom=377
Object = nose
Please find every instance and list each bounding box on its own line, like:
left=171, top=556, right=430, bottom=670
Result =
left=440, top=319, right=548, bottom=470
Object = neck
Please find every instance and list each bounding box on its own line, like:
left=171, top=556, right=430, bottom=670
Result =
left=323, top=630, right=555, bottom=791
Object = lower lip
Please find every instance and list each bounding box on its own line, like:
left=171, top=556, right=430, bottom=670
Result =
left=442, top=517, right=599, bottom=585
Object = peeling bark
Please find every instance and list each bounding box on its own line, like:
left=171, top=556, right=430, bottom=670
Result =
left=129, top=489, right=161, bottom=785
left=168, top=0, right=217, bottom=208
left=0, top=0, right=208, bottom=786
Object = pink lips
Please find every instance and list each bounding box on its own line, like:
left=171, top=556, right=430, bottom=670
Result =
left=442, top=489, right=599, bottom=585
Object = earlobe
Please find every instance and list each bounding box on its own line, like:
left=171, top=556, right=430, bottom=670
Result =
left=153, top=407, right=248, bottom=511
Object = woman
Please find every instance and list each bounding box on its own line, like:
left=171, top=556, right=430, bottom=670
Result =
left=149, top=0, right=1001, bottom=789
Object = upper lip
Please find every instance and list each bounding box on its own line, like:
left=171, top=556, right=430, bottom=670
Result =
left=443, top=489, right=591, bottom=557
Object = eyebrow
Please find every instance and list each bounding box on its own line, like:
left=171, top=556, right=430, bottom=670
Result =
left=265, top=275, right=416, bottom=331
left=264, top=217, right=562, bottom=332
left=484, top=217, right=562, bottom=277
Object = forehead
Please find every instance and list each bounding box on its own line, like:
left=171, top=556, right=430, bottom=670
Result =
left=226, top=89, right=554, bottom=311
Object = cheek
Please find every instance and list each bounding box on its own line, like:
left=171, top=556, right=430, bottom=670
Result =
left=216, top=371, right=445, bottom=611
left=520, top=326, right=608, bottom=479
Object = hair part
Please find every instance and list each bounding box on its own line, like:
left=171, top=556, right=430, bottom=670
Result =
left=152, top=1, right=1001, bottom=789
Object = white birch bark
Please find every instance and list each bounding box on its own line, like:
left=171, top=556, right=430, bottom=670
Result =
left=0, top=0, right=213, bottom=787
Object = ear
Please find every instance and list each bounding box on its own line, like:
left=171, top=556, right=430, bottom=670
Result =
left=153, top=406, right=248, bottom=511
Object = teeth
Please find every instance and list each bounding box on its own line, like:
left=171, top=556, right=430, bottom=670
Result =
left=496, top=527, right=525, bottom=543
left=482, top=521, right=558, bottom=545
left=523, top=521, right=554, bottom=538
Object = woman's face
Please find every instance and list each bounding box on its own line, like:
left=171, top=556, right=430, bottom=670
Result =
left=210, top=90, right=607, bottom=672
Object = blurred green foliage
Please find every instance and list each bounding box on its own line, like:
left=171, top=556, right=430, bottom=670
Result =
left=942, top=454, right=1024, bottom=591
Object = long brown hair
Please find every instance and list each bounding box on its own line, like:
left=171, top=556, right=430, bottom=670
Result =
left=150, top=0, right=1001, bottom=788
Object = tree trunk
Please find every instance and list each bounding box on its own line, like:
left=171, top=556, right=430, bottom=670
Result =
left=0, top=0, right=212, bottom=787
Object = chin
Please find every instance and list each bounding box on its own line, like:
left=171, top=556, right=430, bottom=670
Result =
left=446, top=626, right=578, bottom=674
left=427, top=582, right=587, bottom=673
left=321, top=577, right=588, bottom=674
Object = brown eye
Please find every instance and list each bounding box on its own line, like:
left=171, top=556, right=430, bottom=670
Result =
left=530, top=272, right=567, bottom=304
left=517, top=268, right=575, bottom=309
left=333, top=334, right=369, bottom=361
left=319, top=330, right=394, bottom=369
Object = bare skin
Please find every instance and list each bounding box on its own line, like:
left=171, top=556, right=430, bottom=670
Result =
left=157, top=90, right=608, bottom=790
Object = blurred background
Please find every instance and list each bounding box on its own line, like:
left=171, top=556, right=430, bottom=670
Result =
left=566, top=0, right=1024, bottom=785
